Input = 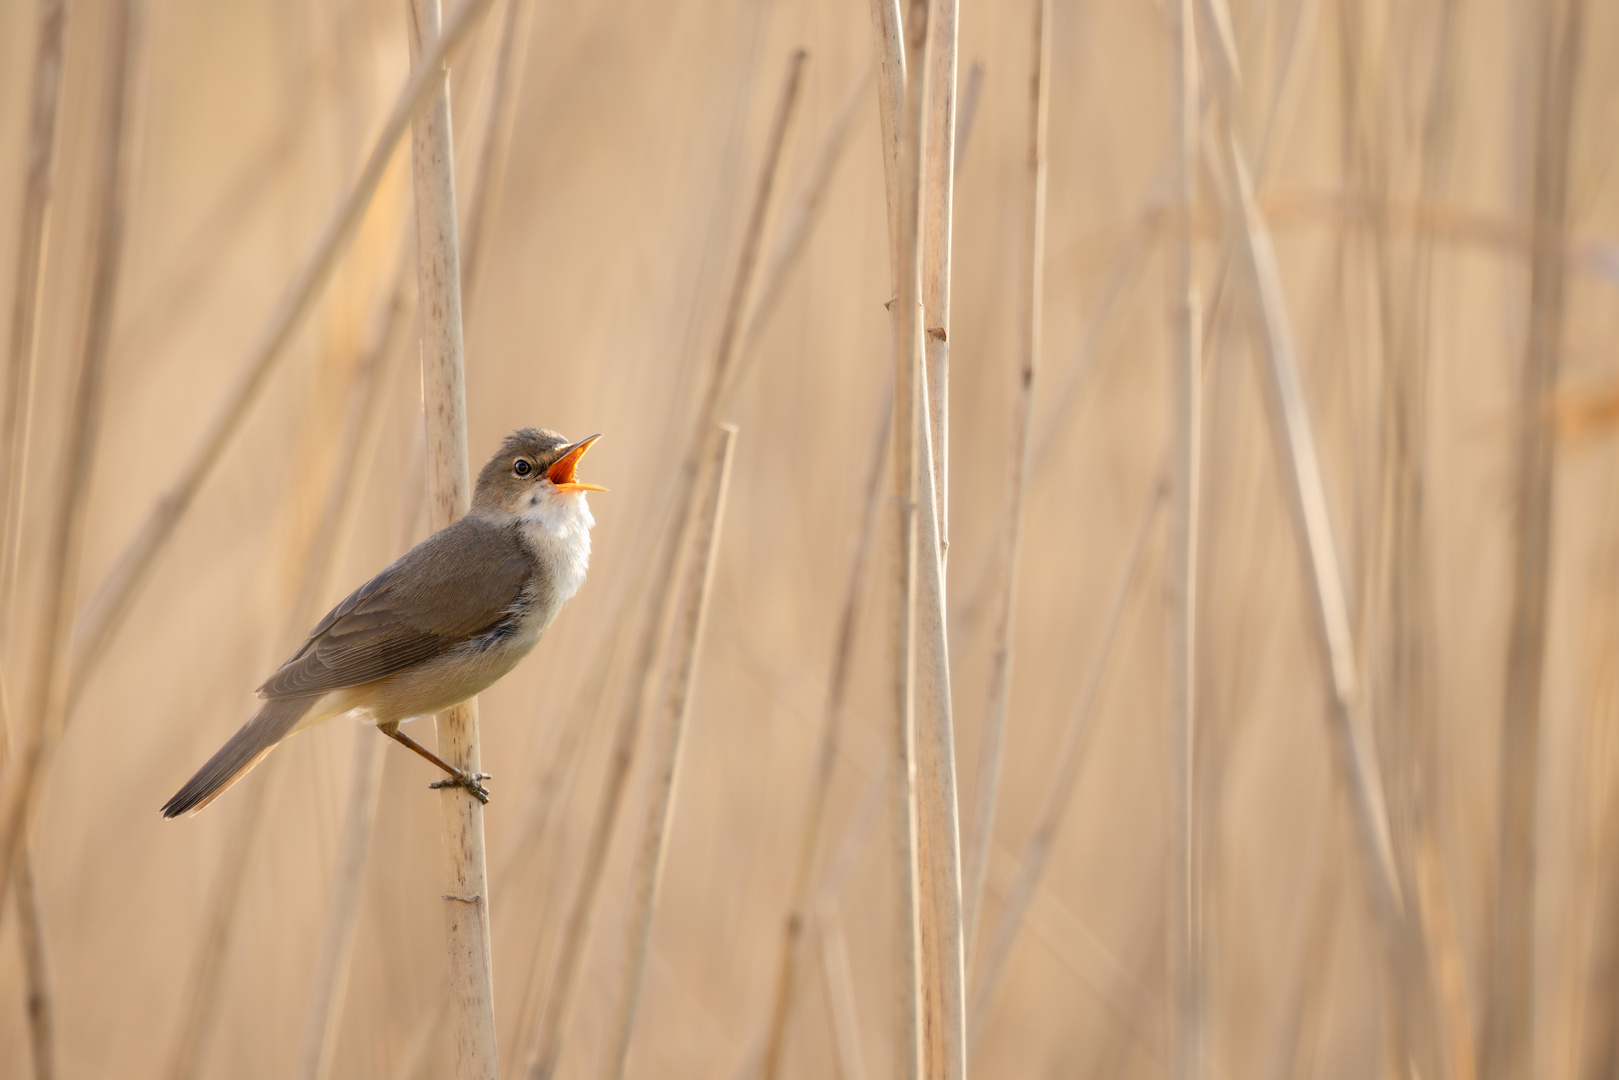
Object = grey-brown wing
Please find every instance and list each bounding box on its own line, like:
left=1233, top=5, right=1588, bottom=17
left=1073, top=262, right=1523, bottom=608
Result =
left=258, top=517, right=533, bottom=699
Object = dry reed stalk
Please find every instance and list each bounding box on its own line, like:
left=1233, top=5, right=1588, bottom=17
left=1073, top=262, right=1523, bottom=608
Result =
left=865, top=1, right=924, bottom=1074
left=0, top=0, right=138, bottom=914
left=817, top=900, right=869, bottom=1080
left=758, top=393, right=889, bottom=1080
left=961, top=0, right=1049, bottom=960
left=520, top=53, right=806, bottom=1080
left=868, top=0, right=906, bottom=284
left=1485, top=5, right=1584, bottom=1078
left=1219, top=131, right=1407, bottom=991
left=64, top=0, right=499, bottom=711
left=0, top=0, right=66, bottom=649
left=404, top=0, right=499, bottom=1074
left=15, top=841, right=52, bottom=1080
left=1165, top=2, right=1201, bottom=1078
left=903, top=5, right=969, bottom=1076
left=967, top=478, right=1163, bottom=1041
left=600, top=422, right=737, bottom=1080
left=920, top=0, right=958, bottom=554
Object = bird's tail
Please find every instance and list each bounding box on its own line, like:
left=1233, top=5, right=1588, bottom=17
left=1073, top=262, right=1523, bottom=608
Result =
left=160, top=696, right=316, bottom=818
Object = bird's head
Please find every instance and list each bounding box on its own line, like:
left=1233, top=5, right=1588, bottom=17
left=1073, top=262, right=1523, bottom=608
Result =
left=472, top=428, right=606, bottom=517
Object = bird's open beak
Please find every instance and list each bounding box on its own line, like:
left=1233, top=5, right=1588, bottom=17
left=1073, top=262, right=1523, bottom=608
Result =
left=548, top=434, right=607, bottom=492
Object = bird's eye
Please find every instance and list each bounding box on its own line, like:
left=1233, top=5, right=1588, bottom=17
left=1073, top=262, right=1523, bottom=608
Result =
left=513, top=459, right=533, bottom=477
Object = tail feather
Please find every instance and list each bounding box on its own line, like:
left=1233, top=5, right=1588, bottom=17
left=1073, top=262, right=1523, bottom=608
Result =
left=161, top=696, right=316, bottom=818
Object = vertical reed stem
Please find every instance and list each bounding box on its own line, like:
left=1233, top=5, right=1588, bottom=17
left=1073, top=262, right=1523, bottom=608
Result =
left=920, top=0, right=957, bottom=557
left=404, top=0, right=499, bottom=1074
left=600, top=422, right=737, bottom=1080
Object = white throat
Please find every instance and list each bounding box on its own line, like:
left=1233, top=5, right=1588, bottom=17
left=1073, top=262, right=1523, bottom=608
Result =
left=520, top=486, right=594, bottom=603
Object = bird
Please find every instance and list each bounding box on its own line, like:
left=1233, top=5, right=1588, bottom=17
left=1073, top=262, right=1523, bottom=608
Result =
left=160, top=428, right=605, bottom=818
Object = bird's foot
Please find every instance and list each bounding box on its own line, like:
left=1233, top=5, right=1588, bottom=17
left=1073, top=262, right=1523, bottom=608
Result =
left=430, top=770, right=493, bottom=803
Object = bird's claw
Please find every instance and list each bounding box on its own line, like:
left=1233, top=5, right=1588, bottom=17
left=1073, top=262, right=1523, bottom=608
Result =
left=430, top=770, right=493, bottom=803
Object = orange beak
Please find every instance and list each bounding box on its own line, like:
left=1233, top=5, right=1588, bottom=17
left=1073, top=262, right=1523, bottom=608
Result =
left=547, top=434, right=607, bottom=492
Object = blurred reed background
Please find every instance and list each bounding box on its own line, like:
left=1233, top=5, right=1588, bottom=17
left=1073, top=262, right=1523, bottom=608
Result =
left=1, top=0, right=1617, bottom=1077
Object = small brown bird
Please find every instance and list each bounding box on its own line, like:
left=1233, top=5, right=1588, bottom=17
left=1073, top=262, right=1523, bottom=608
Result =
left=161, top=428, right=605, bottom=817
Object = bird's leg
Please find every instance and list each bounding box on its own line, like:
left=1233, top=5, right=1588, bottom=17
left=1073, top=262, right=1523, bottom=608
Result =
left=379, top=723, right=492, bottom=803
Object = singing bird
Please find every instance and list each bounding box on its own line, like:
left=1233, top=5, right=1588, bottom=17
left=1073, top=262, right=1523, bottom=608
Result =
left=161, top=428, right=605, bottom=817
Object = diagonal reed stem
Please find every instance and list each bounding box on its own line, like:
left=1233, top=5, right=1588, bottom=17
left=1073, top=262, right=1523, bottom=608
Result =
left=599, top=422, right=738, bottom=1080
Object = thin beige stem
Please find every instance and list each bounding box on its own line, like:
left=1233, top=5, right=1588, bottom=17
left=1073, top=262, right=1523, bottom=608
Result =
left=1167, top=1, right=1202, bottom=1078
left=519, top=53, right=805, bottom=1080
left=404, top=0, right=498, bottom=1074
left=15, top=840, right=52, bottom=1080
left=759, top=394, right=889, bottom=1080
left=0, top=0, right=66, bottom=652
left=962, top=0, right=1049, bottom=959
left=867, top=0, right=924, bottom=1074
left=1221, top=125, right=1407, bottom=989
left=817, top=900, right=869, bottom=1080
left=600, top=422, right=737, bottom=1080
left=968, top=478, right=1164, bottom=1043
left=0, top=0, right=139, bottom=923
left=1485, top=7, right=1584, bottom=1080
left=868, top=0, right=906, bottom=286
left=920, top=0, right=957, bottom=558
left=64, top=0, right=499, bottom=711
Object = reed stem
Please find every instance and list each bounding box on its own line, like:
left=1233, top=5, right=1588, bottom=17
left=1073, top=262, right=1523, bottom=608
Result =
left=404, top=0, right=499, bottom=1073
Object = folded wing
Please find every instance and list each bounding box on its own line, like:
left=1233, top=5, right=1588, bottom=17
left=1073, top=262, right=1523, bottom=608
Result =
left=258, top=517, right=532, bottom=699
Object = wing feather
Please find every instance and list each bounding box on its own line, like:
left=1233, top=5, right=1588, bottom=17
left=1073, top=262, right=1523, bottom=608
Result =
left=258, top=517, right=532, bottom=699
